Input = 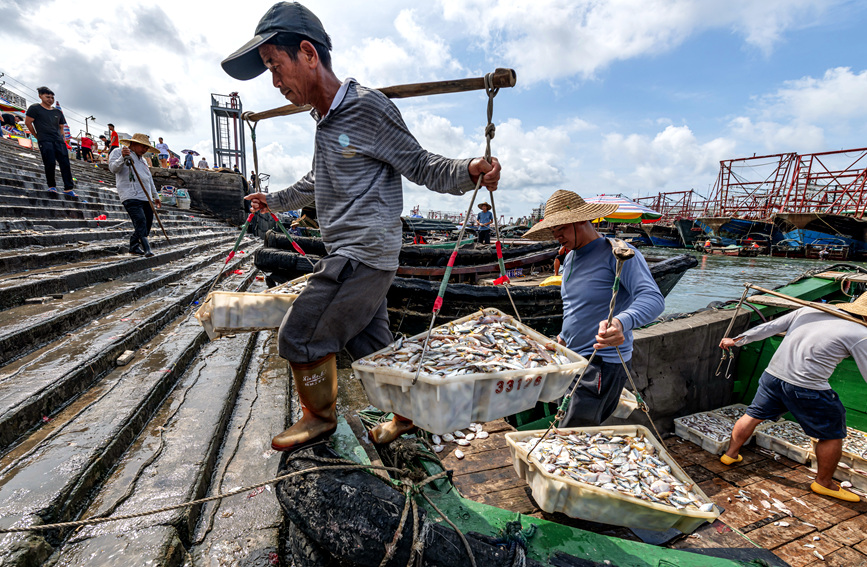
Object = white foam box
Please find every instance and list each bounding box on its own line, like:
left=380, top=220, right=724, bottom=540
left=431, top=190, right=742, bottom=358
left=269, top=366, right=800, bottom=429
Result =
left=194, top=274, right=311, bottom=340
left=755, top=420, right=813, bottom=464
left=505, top=425, right=720, bottom=533
left=352, top=308, right=587, bottom=435
left=674, top=412, right=745, bottom=455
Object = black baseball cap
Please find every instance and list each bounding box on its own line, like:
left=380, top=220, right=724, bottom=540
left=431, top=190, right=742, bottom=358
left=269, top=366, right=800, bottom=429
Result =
left=222, top=2, right=330, bottom=81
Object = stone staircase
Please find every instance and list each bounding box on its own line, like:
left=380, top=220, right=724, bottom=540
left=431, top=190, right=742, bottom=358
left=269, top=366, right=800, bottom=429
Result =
left=0, top=137, right=295, bottom=565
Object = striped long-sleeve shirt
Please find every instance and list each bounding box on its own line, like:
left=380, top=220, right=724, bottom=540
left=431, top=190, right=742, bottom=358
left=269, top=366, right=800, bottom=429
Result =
left=270, top=80, right=476, bottom=271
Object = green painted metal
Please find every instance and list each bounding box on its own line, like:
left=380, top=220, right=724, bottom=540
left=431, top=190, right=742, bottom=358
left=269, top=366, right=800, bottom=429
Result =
left=329, top=419, right=760, bottom=567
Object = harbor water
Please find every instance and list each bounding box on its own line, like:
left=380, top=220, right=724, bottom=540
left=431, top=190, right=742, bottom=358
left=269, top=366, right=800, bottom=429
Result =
left=646, top=248, right=867, bottom=315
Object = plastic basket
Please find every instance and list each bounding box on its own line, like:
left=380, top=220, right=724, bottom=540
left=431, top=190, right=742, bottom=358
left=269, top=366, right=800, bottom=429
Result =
left=194, top=274, right=312, bottom=339
left=674, top=412, right=741, bottom=455
left=710, top=403, right=750, bottom=422
left=755, top=420, right=813, bottom=464
left=352, top=308, right=587, bottom=435
left=810, top=427, right=867, bottom=471
left=611, top=388, right=638, bottom=419
left=505, top=425, right=720, bottom=533
left=160, top=185, right=177, bottom=207
left=176, top=188, right=191, bottom=210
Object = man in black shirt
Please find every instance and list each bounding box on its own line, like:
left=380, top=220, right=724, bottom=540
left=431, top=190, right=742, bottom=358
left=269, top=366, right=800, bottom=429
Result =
left=24, top=86, right=76, bottom=196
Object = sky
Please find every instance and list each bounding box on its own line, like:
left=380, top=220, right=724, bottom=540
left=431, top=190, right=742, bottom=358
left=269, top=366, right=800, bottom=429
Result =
left=2, top=0, right=867, bottom=219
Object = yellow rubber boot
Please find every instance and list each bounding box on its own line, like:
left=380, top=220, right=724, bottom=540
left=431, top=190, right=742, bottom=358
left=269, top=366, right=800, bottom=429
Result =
left=811, top=482, right=860, bottom=503
left=370, top=414, right=417, bottom=444
left=272, top=354, right=338, bottom=451
left=720, top=453, right=743, bottom=466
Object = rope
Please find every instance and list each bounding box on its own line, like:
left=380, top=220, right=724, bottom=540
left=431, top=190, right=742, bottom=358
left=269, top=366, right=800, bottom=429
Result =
left=488, top=189, right=522, bottom=322
left=0, top=453, right=476, bottom=567
left=411, top=72, right=501, bottom=385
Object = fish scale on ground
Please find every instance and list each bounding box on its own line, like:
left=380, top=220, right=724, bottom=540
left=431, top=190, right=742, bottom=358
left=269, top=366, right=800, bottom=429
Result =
left=515, top=431, right=715, bottom=512
left=357, top=314, right=571, bottom=376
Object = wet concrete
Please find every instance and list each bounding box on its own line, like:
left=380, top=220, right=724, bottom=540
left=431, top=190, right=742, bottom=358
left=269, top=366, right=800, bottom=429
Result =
left=51, top=332, right=257, bottom=565
left=189, top=330, right=288, bottom=566
left=0, top=239, right=257, bottom=365
left=0, top=252, right=257, bottom=451
left=0, top=235, right=243, bottom=311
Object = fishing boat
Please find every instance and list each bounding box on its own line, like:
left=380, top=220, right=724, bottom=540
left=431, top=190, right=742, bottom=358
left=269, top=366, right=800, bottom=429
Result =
left=255, top=238, right=699, bottom=336
left=406, top=235, right=476, bottom=249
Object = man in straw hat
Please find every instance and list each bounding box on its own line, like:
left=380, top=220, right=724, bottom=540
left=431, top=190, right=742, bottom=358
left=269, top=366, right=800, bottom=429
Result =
left=221, top=2, right=501, bottom=450
left=718, top=293, right=867, bottom=502
left=108, top=133, right=161, bottom=258
left=523, top=190, right=664, bottom=427
left=477, top=202, right=493, bottom=245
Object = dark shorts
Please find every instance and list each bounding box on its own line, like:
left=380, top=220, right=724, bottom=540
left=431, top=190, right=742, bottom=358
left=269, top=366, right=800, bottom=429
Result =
left=478, top=229, right=491, bottom=245
left=278, top=254, right=396, bottom=364
left=560, top=357, right=632, bottom=427
left=747, top=372, right=846, bottom=440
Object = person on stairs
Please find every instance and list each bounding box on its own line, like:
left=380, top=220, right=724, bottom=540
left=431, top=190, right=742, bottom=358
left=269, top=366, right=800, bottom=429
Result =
left=109, top=133, right=162, bottom=258
left=718, top=293, right=867, bottom=503
left=222, top=1, right=501, bottom=451
left=24, top=86, right=77, bottom=197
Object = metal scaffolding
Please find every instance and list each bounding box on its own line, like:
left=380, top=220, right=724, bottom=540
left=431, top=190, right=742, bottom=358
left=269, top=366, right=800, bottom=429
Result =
left=210, top=92, right=246, bottom=175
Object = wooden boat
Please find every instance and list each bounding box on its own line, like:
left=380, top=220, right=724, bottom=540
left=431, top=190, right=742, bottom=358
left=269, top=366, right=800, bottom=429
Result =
left=406, top=235, right=476, bottom=249
left=254, top=245, right=698, bottom=336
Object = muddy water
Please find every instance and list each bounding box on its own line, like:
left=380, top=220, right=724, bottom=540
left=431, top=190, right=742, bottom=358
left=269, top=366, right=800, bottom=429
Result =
left=646, top=249, right=867, bottom=315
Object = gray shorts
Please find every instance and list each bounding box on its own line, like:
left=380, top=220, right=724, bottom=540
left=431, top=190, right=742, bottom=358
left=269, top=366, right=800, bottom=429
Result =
left=278, top=254, right=396, bottom=364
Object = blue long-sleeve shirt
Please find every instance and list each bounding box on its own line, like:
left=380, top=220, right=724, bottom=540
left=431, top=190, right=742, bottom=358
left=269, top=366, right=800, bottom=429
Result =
left=560, top=238, right=665, bottom=363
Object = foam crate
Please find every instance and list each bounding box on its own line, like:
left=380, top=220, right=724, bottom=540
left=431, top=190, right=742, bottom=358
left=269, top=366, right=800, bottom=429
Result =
left=755, top=420, right=813, bottom=464
left=352, top=308, right=587, bottom=435
left=194, top=274, right=311, bottom=340
left=674, top=412, right=741, bottom=455
left=710, top=403, right=749, bottom=422
left=505, top=425, right=720, bottom=533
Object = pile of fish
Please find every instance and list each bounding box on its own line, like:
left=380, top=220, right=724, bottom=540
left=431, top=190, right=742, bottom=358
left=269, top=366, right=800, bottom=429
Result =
left=714, top=405, right=748, bottom=421
left=677, top=413, right=733, bottom=442
left=357, top=314, right=572, bottom=377
left=429, top=423, right=489, bottom=459
left=843, top=427, right=867, bottom=460
left=267, top=278, right=309, bottom=295
left=761, top=421, right=811, bottom=449
left=515, top=431, right=715, bottom=512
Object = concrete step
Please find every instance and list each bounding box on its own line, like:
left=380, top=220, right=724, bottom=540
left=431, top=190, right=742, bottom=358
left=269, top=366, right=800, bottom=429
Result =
left=0, top=221, right=227, bottom=251
left=188, top=330, right=288, bottom=565
left=0, top=216, right=218, bottom=233
left=0, top=270, right=255, bottom=566
left=0, top=248, right=260, bottom=450
left=49, top=332, right=258, bottom=566
left=0, top=203, right=213, bottom=223
left=0, top=228, right=235, bottom=274
left=0, top=234, right=247, bottom=311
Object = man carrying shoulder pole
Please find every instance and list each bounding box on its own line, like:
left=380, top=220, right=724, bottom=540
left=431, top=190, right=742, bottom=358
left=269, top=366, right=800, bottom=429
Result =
left=719, top=293, right=867, bottom=502
left=222, top=1, right=500, bottom=451
left=109, top=133, right=162, bottom=257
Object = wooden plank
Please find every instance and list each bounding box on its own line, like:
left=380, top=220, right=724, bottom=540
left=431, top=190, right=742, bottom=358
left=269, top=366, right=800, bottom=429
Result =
left=472, top=485, right=539, bottom=515
left=454, top=466, right=527, bottom=498
left=821, top=515, right=867, bottom=547
left=746, top=518, right=816, bottom=549
left=440, top=447, right=512, bottom=476
left=813, top=271, right=867, bottom=283
left=772, top=533, right=844, bottom=567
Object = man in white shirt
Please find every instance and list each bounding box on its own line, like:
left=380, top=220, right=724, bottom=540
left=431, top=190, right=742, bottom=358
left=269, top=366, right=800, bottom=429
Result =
left=197, top=157, right=209, bottom=169
left=719, top=294, right=867, bottom=502
left=109, top=133, right=162, bottom=257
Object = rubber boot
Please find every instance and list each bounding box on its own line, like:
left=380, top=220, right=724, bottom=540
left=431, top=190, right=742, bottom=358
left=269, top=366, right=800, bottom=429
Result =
left=370, top=414, right=416, bottom=444
left=141, top=236, right=154, bottom=258
left=272, top=353, right=338, bottom=451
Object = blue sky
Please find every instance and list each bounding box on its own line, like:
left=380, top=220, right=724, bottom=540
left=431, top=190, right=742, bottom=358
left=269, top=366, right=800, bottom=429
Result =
left=2, top=0, right=866, bottom=219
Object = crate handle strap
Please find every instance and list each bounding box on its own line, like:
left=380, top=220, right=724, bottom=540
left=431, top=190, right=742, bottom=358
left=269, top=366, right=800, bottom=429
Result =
left=488, top=189, right=522, bottom=322
left=412, top=72, right=500, bottom=386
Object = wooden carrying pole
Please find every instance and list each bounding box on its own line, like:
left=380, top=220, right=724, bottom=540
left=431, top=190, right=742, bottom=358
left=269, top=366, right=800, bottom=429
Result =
left=746, top=283, right=867, bottom=329
left=246, top=68, right=517, bottom=122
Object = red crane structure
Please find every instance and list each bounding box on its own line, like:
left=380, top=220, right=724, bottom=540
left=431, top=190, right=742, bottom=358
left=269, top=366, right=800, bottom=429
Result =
left=779, top=148, right=867, bottom=219
left=699, top=152, right=798, bottom=221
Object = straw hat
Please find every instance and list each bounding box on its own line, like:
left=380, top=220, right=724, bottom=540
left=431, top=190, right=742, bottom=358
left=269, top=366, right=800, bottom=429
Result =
left=478, top=202, right=491, bottom=210
left=522, top=190, right=619, bottom=241
left=838, top=292, right=867, bottom=317
left=119, top=133, right=160, bottom=154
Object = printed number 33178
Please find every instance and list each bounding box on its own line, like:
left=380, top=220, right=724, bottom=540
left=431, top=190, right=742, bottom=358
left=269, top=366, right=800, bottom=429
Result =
left=495, top=376, right=542, bottom=394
